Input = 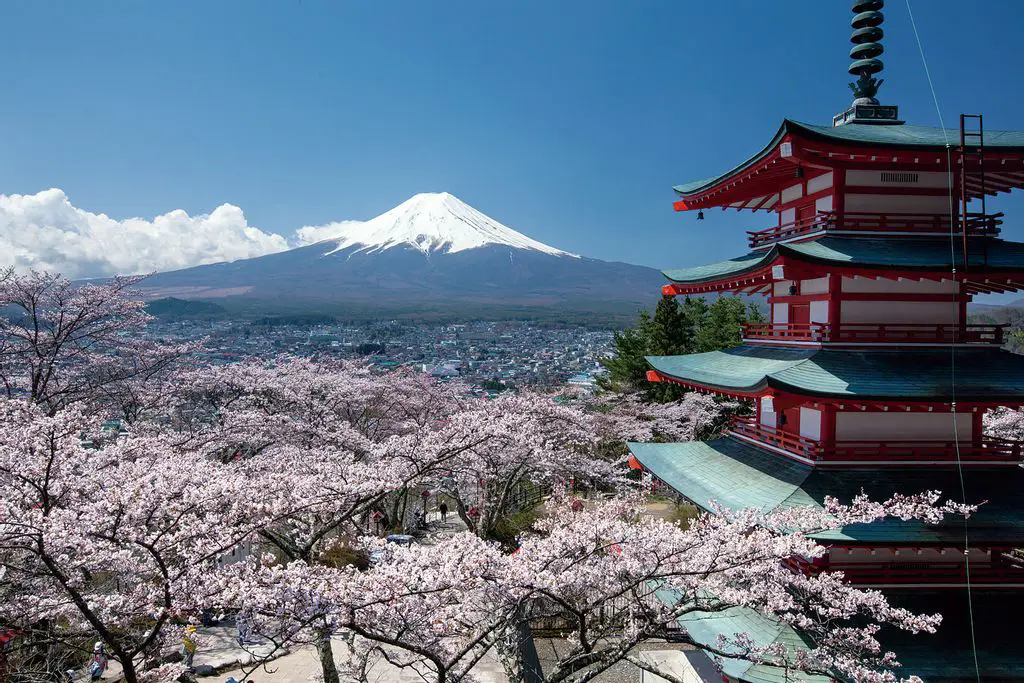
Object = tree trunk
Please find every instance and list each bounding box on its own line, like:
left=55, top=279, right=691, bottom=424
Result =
left=315, top=634, right=340, bottom=683
left=495, top=607, right=543, bottom=683
left=120, top=659, right=139, bottom=683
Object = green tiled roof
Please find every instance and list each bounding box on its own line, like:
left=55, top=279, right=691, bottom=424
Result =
left=656, top=587, right=1024, bottom=682
left=674, top=119, right=1024, bottom=197
left=628, top=438, right=1024, bottom=544
left=646, top=345, right=1024, bottom=401
left=657, top=590, right=830, bottom=683
left=662, top=236, right=1024, bottom=284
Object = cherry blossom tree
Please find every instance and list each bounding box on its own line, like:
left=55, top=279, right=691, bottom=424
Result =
left=433, top=390, right=611, bottom=541
left=174, top=359, right=597, bottom=682
left=589, top=390, right=737, bottom=444
left=982, top=406, right=1024, bottom=441
left=214, top=491, right=971, bottom=683
left=0, top=269, right=188, bottom=417
left=0, top=399, right=275, bottom=683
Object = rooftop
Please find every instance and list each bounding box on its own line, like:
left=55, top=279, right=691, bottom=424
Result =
left=628, top=437, right=1024, bottom=544
left=673, top=119, right=1024, bottom=201
left=646, top=345, right=1024, bottom=401
left=661, top=236, right=1024, bottom=290
left=657, top=586, right=1024, bottom=682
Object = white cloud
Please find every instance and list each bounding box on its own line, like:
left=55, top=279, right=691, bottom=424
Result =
left=294, top=220, right=364, bottom=246
left=0, top=188, right=290, bottom=279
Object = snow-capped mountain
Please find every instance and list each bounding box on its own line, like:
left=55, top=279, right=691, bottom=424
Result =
left=137, top=193, right=665, bottom=322
left=321, top=192, right=577, bottom=258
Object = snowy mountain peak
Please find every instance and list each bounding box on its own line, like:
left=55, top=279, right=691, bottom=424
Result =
left=323, top=192, right=577, bottom=257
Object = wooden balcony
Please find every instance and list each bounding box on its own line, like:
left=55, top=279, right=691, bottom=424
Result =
left=729, top=417, right=1024, bottom=465
left=742, top=322, right=1006, bottom=345
left=785, top=557, right=1024, bottom=586
left=747, top=210, right=1003, bottom=249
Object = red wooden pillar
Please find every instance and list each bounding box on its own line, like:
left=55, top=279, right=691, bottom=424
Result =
left=972, top=408, right=983, bottom=448
left=827, top=272, right=842, bottom=328
left=834, top=168, right=846, bottom=225
left=820, top=404, right=837, bottom=455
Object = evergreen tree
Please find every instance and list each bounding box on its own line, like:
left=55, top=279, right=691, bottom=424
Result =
left=598, top=311, right=653, bottom=393
left=600, top=295, right=763, bottom=401
left=694, top=296, right=749, bottom=352
left=645, top=295, right=692, bottom=356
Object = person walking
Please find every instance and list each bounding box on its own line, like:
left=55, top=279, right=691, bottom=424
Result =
left=181, top=626, right=198, bottom=669
left=88, top=644, right=107, bottom=681
left=438, top=501, right=448, bottom=523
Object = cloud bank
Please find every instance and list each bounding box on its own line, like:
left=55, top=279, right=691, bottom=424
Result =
left=0, top=189, right=289, bottom=279
left=294, top=220, right=364, bottom=246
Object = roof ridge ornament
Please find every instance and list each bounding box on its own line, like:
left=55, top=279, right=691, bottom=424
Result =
left=833, top=0, right=903, bottom=127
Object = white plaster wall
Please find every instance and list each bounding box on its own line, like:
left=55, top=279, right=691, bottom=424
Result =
left=807, top=171, right=834, bottom=194
left=834, top=412, right=972, bottom=441
left=760, top=397, right=777, bottom=427
left=840, top=300, right=958, bottom=324
left=842, top=276, right=956, bottom=294
left=772, top=303, right=789, bottom=324
left=780, top=207, right=796, bottom=224
left=846, top=170, right=950, bottom=189
left=773, top=281, right=794, bottom=296
left=802, top=276, right=830, bottom=294
left=810, top=300, right=829, bottom=324
left=815, top=195, right=834, bottom=213
left=781, top=183, right=804, bottom=205
left=799, top=407, right=822, bottom=440
left=844, top=193, right=951, bottom=213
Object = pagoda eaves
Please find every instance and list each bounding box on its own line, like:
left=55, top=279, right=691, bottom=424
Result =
left=673, top=119, right=1024, bottom=213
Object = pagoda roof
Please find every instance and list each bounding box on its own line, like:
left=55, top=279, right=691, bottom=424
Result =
left=672, top=119, right=1024, bottom=210
left=627, top=437, right=1024, bottom=544
left=661, top=235, right=1024, bottom=289
left=645, top=345, right=1024, bottom=402
left=658, top=587, right=1024, bottom=682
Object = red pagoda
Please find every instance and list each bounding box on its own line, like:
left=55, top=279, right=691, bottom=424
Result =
left=628, top=2, right=1024, bottom=680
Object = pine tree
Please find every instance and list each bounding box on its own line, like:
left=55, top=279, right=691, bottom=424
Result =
left=694, top=296, right=748, bottom=352
left=598, top=311, right=653, bottom=393
left=600, top=295, right=762, bottom=401
left=645, top=295, right=692, bottom=356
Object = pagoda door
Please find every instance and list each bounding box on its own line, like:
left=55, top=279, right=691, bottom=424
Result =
left=791, top=303, right=810, bottom=335
left=780, top=407, right=801, bottom=438
left=796, top=201, right=816, bottom=225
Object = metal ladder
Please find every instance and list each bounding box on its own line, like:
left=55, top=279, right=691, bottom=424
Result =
left=959, top=114, right=986, bottom=271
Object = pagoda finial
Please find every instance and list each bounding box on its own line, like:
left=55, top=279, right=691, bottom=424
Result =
left=833, top=0, right=901, bottom=126
left=848, top=0, right=885, bottom=103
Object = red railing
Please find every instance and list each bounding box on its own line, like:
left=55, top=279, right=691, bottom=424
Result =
left=747, top=211, right=1003, bottom=249
left=742, top=322, right=1005, bottom=345
left=785, top=557, right=1024, bottom=585
left=827, top=436, right=1023, bottom=462
left=729, top=417, right=822, bottom=460
left=729, top=417, right=1024, bottom=464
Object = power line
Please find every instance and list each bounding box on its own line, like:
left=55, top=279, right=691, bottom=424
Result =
left=903, top=2, right=980, bottom=681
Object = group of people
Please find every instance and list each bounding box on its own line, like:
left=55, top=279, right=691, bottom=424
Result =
left=370, top=499, right=452, bottom=536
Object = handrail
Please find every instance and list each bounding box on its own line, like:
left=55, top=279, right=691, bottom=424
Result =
left=787, top=558, right=1023, bottom=585
left=747, top=210, right=1003, bottom=249
left=729, top=416, right=1024, bottom=463
left=743, top=322, right=1006, bottom=345
left=729, top=417, right=822, bottom=459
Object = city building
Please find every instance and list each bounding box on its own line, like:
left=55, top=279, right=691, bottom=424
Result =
left=628, top=2, right=1024, bottom=679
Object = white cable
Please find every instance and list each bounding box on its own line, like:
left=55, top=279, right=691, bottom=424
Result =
left=905, top=2, right=981, bottom=681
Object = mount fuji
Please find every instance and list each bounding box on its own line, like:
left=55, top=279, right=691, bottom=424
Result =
left=137, top=193, right=666, bottom=323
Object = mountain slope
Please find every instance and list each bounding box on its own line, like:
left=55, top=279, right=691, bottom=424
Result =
left=137, top=193, right=666, bottom=322
left=323, top=192, right=576, bottom=257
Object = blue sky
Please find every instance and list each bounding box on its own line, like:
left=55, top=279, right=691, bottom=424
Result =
left=2, top=0, right=1023, bottom=284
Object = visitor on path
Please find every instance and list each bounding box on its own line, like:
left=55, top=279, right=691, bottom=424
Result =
left=181, top=626, right=198, bottom=669
left=438, top=501, right=448, bottom=523
left=88, top=644, right=107, bottom=681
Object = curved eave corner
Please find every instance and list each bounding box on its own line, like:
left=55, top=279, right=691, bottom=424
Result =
left=671, top=120, right=793, bottom=210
